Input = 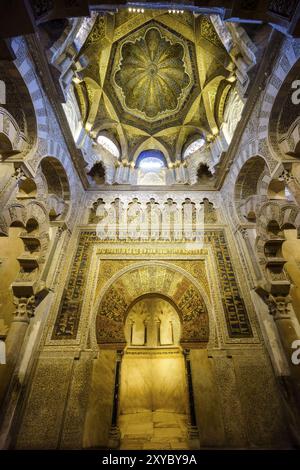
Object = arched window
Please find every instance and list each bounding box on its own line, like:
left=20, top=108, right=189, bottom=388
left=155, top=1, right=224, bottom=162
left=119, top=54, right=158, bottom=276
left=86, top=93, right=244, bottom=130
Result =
left=235, top=156, right=266, bottom=201
left=183, top=137, right=205, bottom=159
left=136, top=150, right=166, bottom=170
left=40, top=157, right=70, bottom=200
left=97, top=135, right=120, bottom=158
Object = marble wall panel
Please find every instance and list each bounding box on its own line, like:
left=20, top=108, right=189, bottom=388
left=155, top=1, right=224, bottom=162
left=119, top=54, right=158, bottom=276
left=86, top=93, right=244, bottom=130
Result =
left=119, top=352, right=188, bottom=415
left=83, top=349, right=116, bottom=448
left=190, top=350, right=225, bottom=447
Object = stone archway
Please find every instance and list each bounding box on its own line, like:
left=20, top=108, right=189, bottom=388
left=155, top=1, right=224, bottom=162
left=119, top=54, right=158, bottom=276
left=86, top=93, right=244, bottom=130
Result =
left=84, top=262, right=210, bottom=449
left=39, top=156, right=71, bottom=220
left=96, top=263, right=209, bottom=349
left=234, top=155, right=270, bottom=222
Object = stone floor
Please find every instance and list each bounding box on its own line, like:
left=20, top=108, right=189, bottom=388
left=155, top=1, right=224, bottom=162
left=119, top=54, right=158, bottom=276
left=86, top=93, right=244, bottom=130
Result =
left=118, top=410, right=189, bottom=450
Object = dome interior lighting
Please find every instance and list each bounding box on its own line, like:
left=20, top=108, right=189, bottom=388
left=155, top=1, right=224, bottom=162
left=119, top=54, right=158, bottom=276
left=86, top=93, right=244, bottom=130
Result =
left=139, top=157, right=165, bottom=170
left=136, top=149, right=167, bottom=170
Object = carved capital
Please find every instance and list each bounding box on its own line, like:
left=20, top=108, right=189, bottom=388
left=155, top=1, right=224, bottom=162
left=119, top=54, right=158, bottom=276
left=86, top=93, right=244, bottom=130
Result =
left=239, top=227, right=249, bottom=240
left=278, top=169, right=295, bottom=185
left=183, top=348, right=191, bottom=361
left=267, top=295, right=291, bottom=320
left=12, top=167, right=27, bottom=183
left=51, top=222, right=70, bottom=238
left=108, top=425, right=121, bottom=449
left=116, top=350, right=124, bottom=362
left=57, top=224, right=67, bottom=238
left=13, top=296, right=35, bottom=323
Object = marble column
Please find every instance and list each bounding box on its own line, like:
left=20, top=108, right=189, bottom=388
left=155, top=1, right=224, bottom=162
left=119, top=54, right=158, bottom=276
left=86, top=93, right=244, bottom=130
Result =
left=6, top=296, right=34, bottom=360
left=267, top=296, right=297, bottom=359
left=108, top=350, right=123, bottom=449
left=183, top=349, right=200, bottom=449
left=0, top=296, right=35, bottom=409
left=267, top=295, right=300, bottom=445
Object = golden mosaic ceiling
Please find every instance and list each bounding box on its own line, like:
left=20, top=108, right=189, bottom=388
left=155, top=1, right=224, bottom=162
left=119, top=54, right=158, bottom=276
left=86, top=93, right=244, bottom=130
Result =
left=113, top=27, right=191, bottom=121
left=74, top=10, right=236, bottom=161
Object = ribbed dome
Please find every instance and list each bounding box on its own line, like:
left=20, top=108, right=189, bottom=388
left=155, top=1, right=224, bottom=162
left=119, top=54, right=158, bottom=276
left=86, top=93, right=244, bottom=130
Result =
left=115, top=28, right=190, bottom=119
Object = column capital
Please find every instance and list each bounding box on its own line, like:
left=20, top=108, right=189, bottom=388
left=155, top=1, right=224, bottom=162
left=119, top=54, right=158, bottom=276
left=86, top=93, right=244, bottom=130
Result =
left=278, top=169, right=295, bottom=185
left=267, top=295, right=292, bottom=320
left=51, top=221, right=70, bottom=236
left=12, top=167, right=27, bottom=183
left=116, top=349, right=124, bottom=361
left=57, top=223, right=69, bottom=238
left=183, top=348, right=191, bottom=360
left=239, top=227, right=249, bottom=239
left=236, top=224, right=253, bottom=239
left=13, top=296, right=35, bottom=323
